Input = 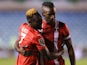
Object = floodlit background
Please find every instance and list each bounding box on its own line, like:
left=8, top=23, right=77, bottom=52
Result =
left=0, top=0, right=87, bottom=65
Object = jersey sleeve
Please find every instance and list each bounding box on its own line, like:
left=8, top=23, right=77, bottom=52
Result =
left=63, top=23, right=70, bottom=40
left=18, top=23, right=31, bottom=47
left=33, top=36, right=46, bottom=51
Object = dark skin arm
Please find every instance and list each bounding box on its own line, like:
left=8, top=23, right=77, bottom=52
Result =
left=39, top=46, right=64, bottom=60
left=14, top=38, right=64, bottom=58
left=64, top=38, right=76, bottom=65
left=14, top=39, right=32, bottom=56
left=14, top=40, right=64, bottom=65
left=14, top=39, right=64, bottom=58
left=14, top=39, right=64, bottom=65
left=38, top=46, right=64, bottom=65
left=14, top=39, right=25, bottom=55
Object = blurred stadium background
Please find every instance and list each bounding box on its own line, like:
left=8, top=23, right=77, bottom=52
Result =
left=0, top=0, right=87, bottom=65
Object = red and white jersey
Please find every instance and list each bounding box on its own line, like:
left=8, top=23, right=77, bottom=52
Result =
left=16, top=23, right=46, bottom=65
left=42, top=19, right=70, bottom=65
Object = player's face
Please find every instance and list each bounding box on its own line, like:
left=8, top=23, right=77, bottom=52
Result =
left=31, top=14, right=42, bottom=29
left=42, top=6, right=55, bottom=26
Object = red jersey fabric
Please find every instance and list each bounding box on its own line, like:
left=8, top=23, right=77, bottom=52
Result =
left=16, top=23, right=46, bottom=65
left=42, top=19, right=70, bottom=65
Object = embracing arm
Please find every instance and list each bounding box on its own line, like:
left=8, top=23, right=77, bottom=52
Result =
left=64, top=38, right=76, bottom=65
left=14, top=39, right=32, bottom=56
left=39, top=46, right=64, bottom=60
left=38, top=47, right=64, bottom=65
left=14, top=39, right=25, bottom=55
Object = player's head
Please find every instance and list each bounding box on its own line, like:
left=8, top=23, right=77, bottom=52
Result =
left=26, top=8, right=42, bottom=29
left=42, top=2, right=56, bottom=26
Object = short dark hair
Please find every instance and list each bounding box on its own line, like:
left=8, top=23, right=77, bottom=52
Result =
left=42, top=2, right=54, bottom=8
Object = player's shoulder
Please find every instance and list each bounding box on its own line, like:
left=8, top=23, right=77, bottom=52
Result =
left=21, top=23, right=28, bottom=27
left=19, top=22, right=29, bottom=32
left=35, top=32, right=42, bottom=38
left=20, top=22, right=29, bottom=29
left=36, top=34, right=45, bottom=45
left=58, top=20, right=66, bottom=28
left=34, top=32, right=43, bottom=40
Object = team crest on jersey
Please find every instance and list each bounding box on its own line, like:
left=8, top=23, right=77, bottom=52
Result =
left=38, top=38, right=45, bottom=46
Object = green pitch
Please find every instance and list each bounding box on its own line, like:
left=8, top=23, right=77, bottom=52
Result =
left=65, top=58, right=87, bottom=65
left=0, top=57, right=16, bottom=65
left=0, top=57, right=87, bottom=65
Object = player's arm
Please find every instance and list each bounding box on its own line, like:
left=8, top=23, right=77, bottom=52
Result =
left=38, top=45, right=64, bottom=65
left=64, top=38, right=76, bottom=65
left=39, top=44, right=64, bottom=60
left=62, top=23, right=76, bottom=65
left=14, top=39, right=32, bottom=56
left=14, top=39, right=25, bottom=55
left=37, top=37, right=64, bottom=61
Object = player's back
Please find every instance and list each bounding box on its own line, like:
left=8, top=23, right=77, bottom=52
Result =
left=17, top=23, right=40, bottom=65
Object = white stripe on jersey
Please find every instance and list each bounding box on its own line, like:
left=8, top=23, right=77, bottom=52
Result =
left=54, top=21, right=59, bottom=65
left=64, top=35, right=71, bottom=40
left=54, top=28, right=58, bottom=51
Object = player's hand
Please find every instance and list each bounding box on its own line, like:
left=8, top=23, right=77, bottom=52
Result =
left=19, top=47, right=26, bottom=56
left=56, top=50, right=64, bottom=56
left=19, top=47, right=33, bottom=56
left=24, top=50, right=33, bottom=56
left=54, top=49, right=64, bottom=57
